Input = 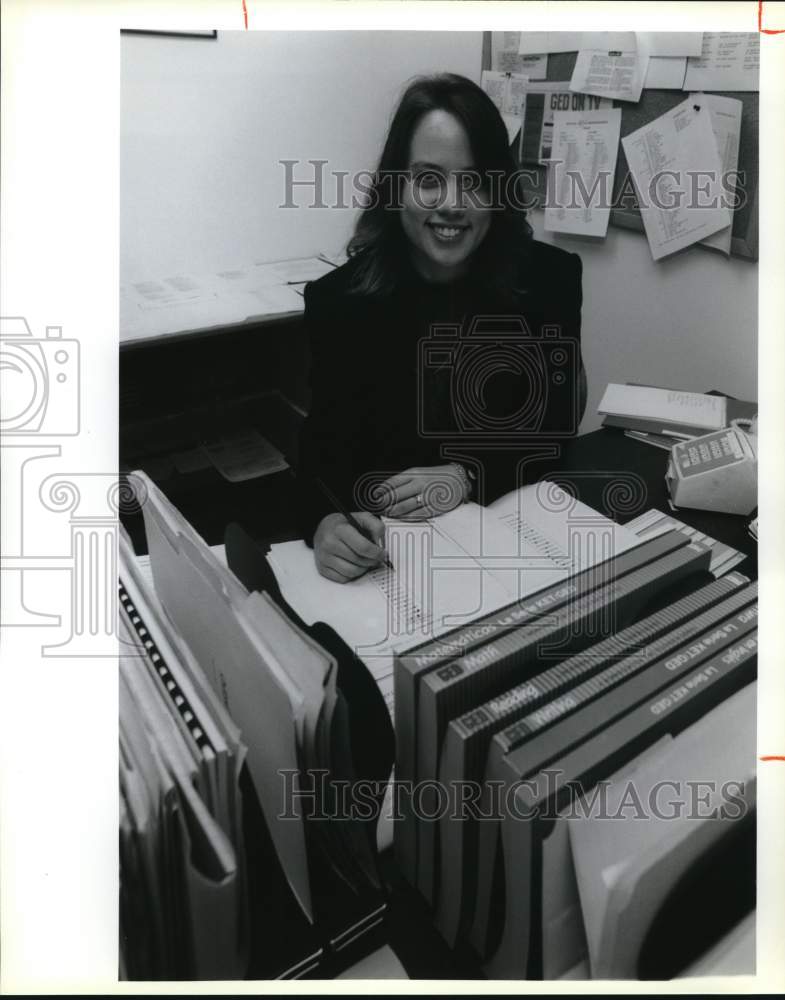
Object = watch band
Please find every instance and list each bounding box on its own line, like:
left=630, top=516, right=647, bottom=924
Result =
left=453, top=462, right=475, bottom=501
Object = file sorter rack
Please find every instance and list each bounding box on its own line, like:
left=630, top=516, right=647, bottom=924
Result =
left=224, top=522, right=395, bottom=977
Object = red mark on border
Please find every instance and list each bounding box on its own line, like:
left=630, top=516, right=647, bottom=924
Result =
left=242, top=0, right=248, bottom=29
left=759, top=1, right=785, bottom=34
left=760, top=755, right=785, bottom=761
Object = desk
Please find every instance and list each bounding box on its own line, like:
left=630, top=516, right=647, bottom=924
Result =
left=119, top=256, right=337, bottom=348
left=120, top=427, right=757, bottom=979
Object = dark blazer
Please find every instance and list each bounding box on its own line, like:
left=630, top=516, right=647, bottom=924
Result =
left=297, top=240, right=585, bottom=544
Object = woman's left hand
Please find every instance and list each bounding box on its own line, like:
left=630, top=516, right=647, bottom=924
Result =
left=379, top=464, right=470, bottom=520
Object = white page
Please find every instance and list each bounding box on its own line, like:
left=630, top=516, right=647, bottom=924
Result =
left=127, top=275, right=210, bottom=309
left=269, top=483, right=643, bottom=675
left=544, top=108, right=622, bottom=238
left=481, top=70, right=528, bottom=117
left=691, top=92, right=743, bottom=255
left=120, top=263, right=306, bottom=342
left=570, top=31, right=649, bottom=103
left=485, top=482, right=642, bottom=601
left=491, top=32, right=547, bottom=79
left=519, top=81, right=612, bottom=164
left=120, top=295, right=245, bottom=342
left=683, top=32, right=760, bottom=92
left=263, top=256, right=336, bottom=285
left=518, top=31, right=582, bottom=55
left=500, top=112, right=522, bottom=145
left=242, top=284, right=305, bottom=319
left=598, top=383, right=727, bottom=429
left=518, top=53, right=547, bottom=81
left=621, top=98, right=732, bottom=260
left=637, top=32, right=703, bottom=58
left=506, top=74, right=529, bottom=117
left=644, top=56, right=687, bottom=90
left=201, top=428, right=288, bottom=482
left=481, top=70, right=507, bottom=113
left=207, top=263, right=276, bottom=293
left=267, top=521, right=514, bottom=682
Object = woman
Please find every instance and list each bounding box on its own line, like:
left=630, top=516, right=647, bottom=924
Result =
left=298, top=73, right=586, bottom=582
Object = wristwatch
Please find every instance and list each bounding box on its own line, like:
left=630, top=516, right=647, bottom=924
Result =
left=453, top=462, right=476, bottom=502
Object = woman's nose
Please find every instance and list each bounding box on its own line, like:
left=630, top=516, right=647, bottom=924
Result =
left=441, top=175, right=468, bottom=213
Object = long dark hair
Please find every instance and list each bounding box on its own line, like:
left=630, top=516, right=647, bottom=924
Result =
left=346, top=73, right=532, bottom=298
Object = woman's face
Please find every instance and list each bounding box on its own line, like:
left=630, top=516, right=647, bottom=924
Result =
left=401, top=110, right=492, bottom=283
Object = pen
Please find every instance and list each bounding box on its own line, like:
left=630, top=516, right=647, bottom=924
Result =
left=315, top=477, right=394, bottom=571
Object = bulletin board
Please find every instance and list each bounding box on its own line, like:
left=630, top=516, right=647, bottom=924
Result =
left=482, top=37, right=759, bottom=261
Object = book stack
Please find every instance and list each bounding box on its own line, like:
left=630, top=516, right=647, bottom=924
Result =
left=391, top=484, right=757, bottom=979
left=597, top=383, right=757, bottom=440
left=120, top=472, right=388, bottom=980
left=625, top=507, right=747, bottom=577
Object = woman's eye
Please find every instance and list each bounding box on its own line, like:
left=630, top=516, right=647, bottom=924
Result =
left=413, top=170, right=444, bottom=190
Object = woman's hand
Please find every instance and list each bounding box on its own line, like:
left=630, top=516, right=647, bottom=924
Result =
left=313, top=511, right=388, bottom=583
left=379, top=464, right=471, bottom=520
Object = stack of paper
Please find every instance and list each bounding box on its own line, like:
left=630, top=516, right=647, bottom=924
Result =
left=597, top=383, right=756, bottom=437
left=119, top=526, right=249, bottom=980
left=120, top=255, right=335, bottom=343
left=133, top=470, right=381, bottom=930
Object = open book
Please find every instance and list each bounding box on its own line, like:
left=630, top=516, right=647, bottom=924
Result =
left=268, top=482, right=641, bottom=715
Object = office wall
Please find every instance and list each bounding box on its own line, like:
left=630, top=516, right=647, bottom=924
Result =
left=121, top=30, right=758, bottom=433
left=121, top=30, right=482, bottom=281
left=528, top=215, right=758, bottom=432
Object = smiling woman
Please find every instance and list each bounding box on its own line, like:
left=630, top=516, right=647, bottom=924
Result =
left=400, top=110, right=493, bottom=283
left=296, top=73, right=587, bottom=584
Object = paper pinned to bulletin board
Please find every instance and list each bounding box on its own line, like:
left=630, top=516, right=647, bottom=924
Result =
left=482, top=33, right=759, bottom=261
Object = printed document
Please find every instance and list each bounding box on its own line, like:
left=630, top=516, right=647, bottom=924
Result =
left=570, top=32, right=649, bottom=103
left=621, top=98, right=732, bottom=260
left=267, top=483, right=641, bottom=708
left=683, top=32, right=760, bottom=92
left=519, top=81, right=612, bottom=164
left=691, top=93, right=742, bottom=255
left=491, top=32, right=547, bottom=78
left=481, top=70, right=528, bottom=117
left=544, top=108, right=622, bottom=237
